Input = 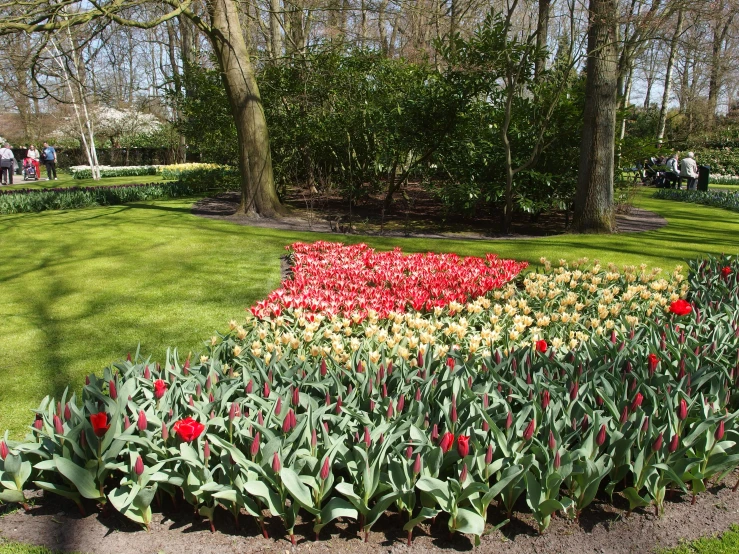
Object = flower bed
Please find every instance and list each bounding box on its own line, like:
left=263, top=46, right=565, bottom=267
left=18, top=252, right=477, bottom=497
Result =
left=654, top=188, right=739, bottom=212
left=71, top=165, right=158, bottom=179
left=1, top=247, right=738, bottom=547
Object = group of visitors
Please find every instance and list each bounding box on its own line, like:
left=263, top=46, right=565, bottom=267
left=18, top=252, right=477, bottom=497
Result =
left=643, top=152, right=700, bottom=190
left=0, top=142, right=58, bottom=185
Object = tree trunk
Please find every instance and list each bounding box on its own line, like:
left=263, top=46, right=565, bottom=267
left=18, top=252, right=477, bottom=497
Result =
left=269, top=0, right=283, bottom=60
left=707, top=16, right=734, bottom=128
left=535, top=0, right=551, bottom=79
left=657, top=9, right=682, bottom=145
left=573, top=0, right=618, bottom=234
left=209, top=0, right=284, bottom=218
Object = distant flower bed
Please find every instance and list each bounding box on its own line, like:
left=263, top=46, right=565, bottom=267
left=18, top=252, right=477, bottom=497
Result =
left=71, top=165, right=158, bottom=179
left=654, top=188, right=739, bottom=212
left=710, top=174, right=739, bottom=186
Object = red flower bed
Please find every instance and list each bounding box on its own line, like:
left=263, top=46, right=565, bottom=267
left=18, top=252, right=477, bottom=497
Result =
left=250, top=241, right=527, bottom=319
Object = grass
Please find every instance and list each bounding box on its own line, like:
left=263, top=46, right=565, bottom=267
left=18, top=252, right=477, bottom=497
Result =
left=2, top=171, right=170, bottom=191
left=0, top=542, right=65, bottom=554
left=662, top=525, right=739, bottom=554
left=1, top=187, right=739, bottom=437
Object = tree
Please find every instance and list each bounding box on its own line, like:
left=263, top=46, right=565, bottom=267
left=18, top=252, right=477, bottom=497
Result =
left=0, top=0, right=284, bottom=218
left=572, top=0, right=618, bottom=233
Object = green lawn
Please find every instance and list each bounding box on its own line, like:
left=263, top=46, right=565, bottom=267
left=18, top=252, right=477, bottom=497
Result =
left=663, top=526, right=739, bottom=554
left=1, top=188, right=738, bottom=437
left=3, top=171, right=170, bottom=190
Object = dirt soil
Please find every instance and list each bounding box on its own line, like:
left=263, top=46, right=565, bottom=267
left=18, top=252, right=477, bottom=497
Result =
left=1, top=474, right=737, bottom=554
left=191, top=188, right=666, bottom=238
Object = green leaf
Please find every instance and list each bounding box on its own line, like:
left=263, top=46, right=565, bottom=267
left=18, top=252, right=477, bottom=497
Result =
left=55, top=457, right=102, bottom=500
left=280, top=467, right=319, bottom=514
left=403, top=507, right=439, bottom=531
left=622, top=487, right=650, bottom=511
left=314, top=497, right=358, bottom=533
left=452, top=507, right=485, bottom=536
left=0, top=489, right=26, bottom=504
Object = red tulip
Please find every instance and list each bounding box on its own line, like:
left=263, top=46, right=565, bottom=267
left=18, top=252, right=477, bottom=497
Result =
left=715, top=420, right=725, bottom=441
left=292, top=387, right=300, bottom=406
left=311, top=428, right=317, bottom=448
left=669, top=433, right=679, bottom=453
left=109, top=380, right=117, bottom=400
left=570, top=382, right=579, bottom=401
left=413, top=453, right=422, bottom=474
left=536, top=340, right=547, bottom=353
left=669, top=299, right=692, bottom=316
left=721, top=266, right=732, bottom=278
left=451, top=395, right=458, bottom=423
left=153, top=379, right=167, bottom=400
left=90, top=412, right=110, bottom=438
left=430, top=424, right=439, bottom=443
left=251, top=432, right=261, bottom=457
left=541, top=390, right=550, bottom=411
left=553, top=450, right=561, bottom=470
left=460, top=463, right=468, bottom=482
left=548, top=430, right=556, bottom=450
left=272, top=452, right=281, bottom=473
left=0, top=441, right=8, bottom=460
left=620, top=405, right=629, bottom=425
left=630, top=392, right=643, bottom=413
left=647, top=353, right=659, bottom=376
left=397, top=395, right=405, bottom=413
left=320, top=359, right=327, bottom=377
left=53, top=415, right=64, bottom=436
left=677, top=398, right=688, bottom=421
left=523, top=419, right=536, bottom=441
left=172, top=416, right=205, bottom=442
left=134, top=455, right=144, bottom=476
left=161, top=421, right=169, bottom=441
left=320, top=456, right=331, bottom=480
left=505, top=411, right=513, bottom=430
left=63, top=403, right=71, bottom=422
left=417, top=351, right=424, bottom=367
left=652, top=432, right=663, bottom=451
left=485, top=443, right=494, bottom=464
left=263, top=381, right=270, bottom=398
left=457, top=435, right=470, bottom=457
left=596, top=424, right=607, bottom=446
left=439, top=432, right=455, bottom=453
left=203, top=440, right=211, bottom=460
left=364, top=426, right=371, bottom=448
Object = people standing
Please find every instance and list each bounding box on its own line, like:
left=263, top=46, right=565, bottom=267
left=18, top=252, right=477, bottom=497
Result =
left=0, top=143, right=15, bottom=185
left=42, top=142, right=58, bottom=181
left=665, top=153, right=680, bottom=189
left=680, top=151, right=698, bottom=190
left=26, top=144, right=41, bottom=180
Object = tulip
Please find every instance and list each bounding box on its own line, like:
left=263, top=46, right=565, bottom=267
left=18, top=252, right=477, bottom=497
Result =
left=109, top=380, right=118, bottom=400
left=415, top=388, right=422, bottom=402
left=0, top=441, right=8, bottom=460
left=381, top=383, right=388, bottom=399
left=715, top=420, right=725, bottom=441
left=647, top=353, right=658, bottom=376
left=397, top=395, right=405, bottom=413
left=53, top=415, right=64, bottom=436
left=439, top=432, right=455, bottom=453
left=90, top=412, right=110, bottom=438
left=124, top=415, right=131, bottom=430
left=460, top=463, right=468, bottom=482
left=417, top=351, right=424, bottom=367
left=406, top=445, right=413, bottom=460
left=161, top=421, right=169, bottom=441
left=203, top=440, right=211, bottom=460
left=143, top=366, right=151, bottom=379
left=523, top=419, right=535, bottom=441
left=482, top=420, right=489, bottom=432
left=63, top=403, right=71, bottom=422
left=548, top=430, right=556, bottom=450
left=430, top=424, right=439, bottom=443
left=336, top=396, right=343, bottom=414
left=677, top=398, right=688, bottom=421
left=275, top=397, right=282, bottom=416
left=630, top=392, right=643, bottom=413
left=172, top=416, right=205, bottom=442
left=620, top=405, right=629, bottom=425
left=596, top=424, right=607, bottom=446
left=536, top=340, right=547, bottom=353
left=485, top=444, right=494, bottom=465
left=581, top=414, right=589, bottom=433
left=230, top=401, right=240, bottom=421
left=483, top=393, right=489, bottom=408
left=272, top=452, right=281, bottom=473
left=457, top=435, right=470, bottom=457
left=652, top=432, right=663, bottom=452
left=669, top=434, right=679, bottom=453
left=364, top=426, right=371, bottom=448
left=387, top=401, right=394, bottom=419
left=541, top=390, right=550, bottom=411
left=208, top=392, right=214, bottom=403
left=292, top=387, right=300, bottom=406
left=451, top=395, right=458, bottom=423
left=320, top=359, right=327, bottom=377
left=570, top=382, right=579, bottom=401
left=134, top=455, right=144, bottom=476
left=320, top=457, right=331, bottom=481
left=553, top=451, right=561, bottom=470
left=413, top=453, right=422, bottom=474
left=505, top=411, right=513, bottom=430
left=641, top=416, right=650, bottom=433
left=257, top=411, right=264, bottom=425
left=263, top=381, right=270, bottom=398
left=251, top=432, right=261, bottom=457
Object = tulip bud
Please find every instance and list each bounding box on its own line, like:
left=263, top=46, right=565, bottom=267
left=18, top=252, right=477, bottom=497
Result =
left=677, top=398, right=688, bottom=421
left=143, top=366, right=150, bottom=379
left=52, top=414, right=63, bottom=436
left=570, top=382, right=579, bottom=401
left=451, top=395, right=458, bottom=423
left=387, top=400, right=394, bottom=419
left=137, top=410, right=147, bottom=432
left=292, top=387, right=300, bottom=406
left=272, top=452, right=281, bottom=473
left=505, top=411, right=513, bottom=430
left=669, top=433, right=679, bottom=453
left=382, top=383, right=388, bottom=399
left=109, top=380, right=117, bottom=400
left=715, top=420, right=725, bottom=441
left=320, top=359, right=327, bottom=377
left=336, top=396, right=343, bottom=414
left=439, top=432, right=455, bottom=453
left=620, top=405, right=629, bottom=425
left=230, top=401, right=240, bottom=421
left=413, top=453, right=422, bottom=474
left=124, top=415, right=131, bottom=430
left=485, top=443, right=494, bottom=465
left=553, top=450, right=561, bottom=470
left=205, top=376, right=211, bottom=391
left=652, top=432, right=663, bottom=451
left=541, top=390, right=550, bottom=411
left=482, top=420, right=489, bottom=432
left=581, top=414, right=589, bottom=433
left=204, top=440, right=211, bottom=460
left=320, top=456, right=331, bottom=481
left=415, top=388, right=422, bottom=402
left=0, top=441, right=8, bottom=460
left=460, top=463, right=468, bottom=482
left=263, top=381, right=270, bottom=398
left=161, top=421, right=169, bottom=441
left=641, top=416, right=649, bottom=434
left=417, top=351, right=424, bottom=367
left=406, top=445, right=413, bottom=460
left=596, top=395, right=604, bottom=406
left=310, top=428, right=317, bottom=448
left=63, top=403, right=71, bottom=422
left=523, top=419, right=535, bottom=441
left=251, top=432, right=261, bottom=458
left=596, top=424, right=607, bottom=446
left=630, top=392, right=643, bottom=413
left=275, top=396, right=282, bottom=416
left=208, top=392, right=214, bottom=403
left=79, top=429, right=87, bottom=449
left=430, top=424, right=439, bottom=443
left=134, top=455, right=144, bottom=476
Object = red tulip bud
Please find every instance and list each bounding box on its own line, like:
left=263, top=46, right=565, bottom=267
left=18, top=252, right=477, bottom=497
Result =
left=364, top=426, right=371, bottom=448
left=439, top=432, right=455, bottom=453
left=109, top=380, right=117, bottom=400
left=430, top=424, right=439, bottom=443
left=641, top=416, right=650, bottom=433
left=652, top=432, right=663, bottom=451
left=485, top=443, right=493, bottom=465
left=336, top=396, right=343, bottom=414
left=620, top=405, right=629, bottom=425
left=292, top=387, right=300, bottom=406
left=382, top=383, right=388, bottom=399
left=251, top=432, right=261, bottom=457
left=263, top=381, right=270, bottom=398
left=460, top=463, right=468, bottom=482
left=124, top=415, right=131, bottom=430
left=715, top=420, right=725, bottom=441
left=554, top=450, right=561, bottom=470
left=311, top=428, right=317, bottom=448
left=161, top=421, right=169, bottom=441
left=482, top=420, right=489, bottom=432
left=630, top=392, right=643, bottom=413
left=581, top=414, right=589, bottom=433
left=320, top=457, right=331, bottom=481
left=134, top=455, right=144, bottom=476
left=414, top=453, right=422, bottom=474
left=548, top=430, right=556, bottom=450
left=143, top=366, right=150, bottom=379
left=272, top=452, right=281, bottom=473
left=451, top=395, right=458, bottom=423
left=230, top=401, right=240, bottom=421
left=387, top=400, right=394, bottom=419
left=415, top=388, right=422, bottom=402
left=541, top=390, right=550, bottom=411
left=570, top=382, right=579, bottom=401
left=320, top=359, right=327, bottom=377
left=203, top=440, right=211, bottom=460
left=669, top=433, right=679, bottom=453
left=417, top=351, right=424, bottom=367
left=505, top=411, right=513, bottom=430
left=0, top=441, right=8, bottom=460
left=63, top=403, right=71, bottom=422
left=523, top=419, right=536, bottom=441
left=596, top=424, right=607, bottom=446
left=275, top=397, right=282, bottom=416
left=677, top=398, right=688, bottom=421
left=406, top=445, right=413, bottom=460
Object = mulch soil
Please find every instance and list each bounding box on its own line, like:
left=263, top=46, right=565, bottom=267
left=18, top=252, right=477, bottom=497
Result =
left=191, top=185, right=666, bottom=238
left=1, top=473, right=738, bottom=554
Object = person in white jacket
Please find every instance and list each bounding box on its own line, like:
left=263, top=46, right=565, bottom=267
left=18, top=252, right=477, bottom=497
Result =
left=0, top=143, right=15, bottom=185
left=680, top=152, right=698, bottom=190
left=665, top=153, right=680, bottom=189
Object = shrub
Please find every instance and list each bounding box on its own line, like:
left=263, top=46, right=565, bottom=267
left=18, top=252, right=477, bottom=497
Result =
left=1, top=249, right=738, bottom=546
left=160, top=164, right=239, bottom=192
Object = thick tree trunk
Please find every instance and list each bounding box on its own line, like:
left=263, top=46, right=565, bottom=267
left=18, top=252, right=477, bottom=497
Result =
left=535, top=0, right=551, bottom=79
left=573, top=0, right=618, bottom=234
left=209, top=0, right=284, bottom=218
left=657, top=9, right=682, bottom=145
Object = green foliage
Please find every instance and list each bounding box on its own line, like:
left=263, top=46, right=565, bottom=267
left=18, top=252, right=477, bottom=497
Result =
left=653, top=188, right=739, bottom=213
left=662, top=525, right=739, bottom=554
left=160, top=165, right=239, bottom=191
left=72, top=166, right=158, bottom=180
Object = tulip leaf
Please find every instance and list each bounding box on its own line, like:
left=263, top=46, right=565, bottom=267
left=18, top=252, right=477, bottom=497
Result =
left=54, top=457, right=102, bottom=500
left=622, top=487, right=650, bottom=511
left=280, top=467, right=319, bottom=514
left=452, top=507, right=485, bottom=536
left=403, top=507, right=439, bottom=531
left=33, top=481, right=82, bottom=503
left=366, top=490, right=401, bottom=527
left=0, top=489, right=26, bottom=504
left=243, top=480, right=282, bottom=515
left=314, top=497, right=358, bottom=533
left=3, top=454, right=21, bottom=476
